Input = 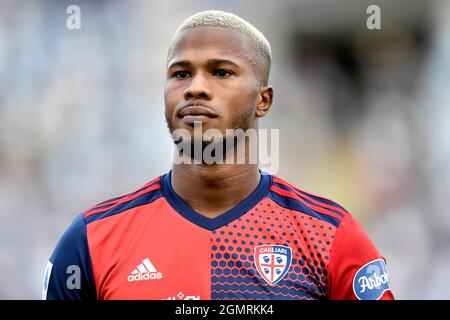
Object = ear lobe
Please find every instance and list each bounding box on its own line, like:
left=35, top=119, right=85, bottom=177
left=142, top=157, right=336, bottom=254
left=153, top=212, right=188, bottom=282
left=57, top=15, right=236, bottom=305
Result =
left=256, top=86, right=273, bottom=118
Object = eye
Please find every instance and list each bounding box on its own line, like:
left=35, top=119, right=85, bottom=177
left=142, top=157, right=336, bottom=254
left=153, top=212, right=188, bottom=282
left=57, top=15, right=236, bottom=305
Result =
left=213, top=69, right=233, bottom=78
left=173, top=71, right=191, bottom=79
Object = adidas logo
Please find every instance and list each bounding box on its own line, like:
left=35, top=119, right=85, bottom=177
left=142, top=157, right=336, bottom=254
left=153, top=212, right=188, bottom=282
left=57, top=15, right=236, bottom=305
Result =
left=127, top=258, right=163, bottom=282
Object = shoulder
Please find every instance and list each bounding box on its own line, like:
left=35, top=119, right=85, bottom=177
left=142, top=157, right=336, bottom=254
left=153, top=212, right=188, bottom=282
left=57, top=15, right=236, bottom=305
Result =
left=267, top=175, right=351, bottom=229
left=82, top=175, right=164, bottom=226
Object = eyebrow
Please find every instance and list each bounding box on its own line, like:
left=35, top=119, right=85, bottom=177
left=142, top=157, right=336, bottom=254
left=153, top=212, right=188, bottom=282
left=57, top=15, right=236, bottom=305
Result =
left=207, top=59, right=240, bottom=69
left=167, top=60, right=191, bottom=70
left=168, top=59, right=241, bottom=70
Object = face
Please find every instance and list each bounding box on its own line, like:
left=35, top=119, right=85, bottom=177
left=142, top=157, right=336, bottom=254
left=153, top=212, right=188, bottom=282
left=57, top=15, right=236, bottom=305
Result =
left=164, top=27, right=273, bottom=145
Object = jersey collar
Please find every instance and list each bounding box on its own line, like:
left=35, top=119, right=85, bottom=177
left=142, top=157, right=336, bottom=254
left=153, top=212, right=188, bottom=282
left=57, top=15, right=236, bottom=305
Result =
left=161, top=170, right=272, bottom=231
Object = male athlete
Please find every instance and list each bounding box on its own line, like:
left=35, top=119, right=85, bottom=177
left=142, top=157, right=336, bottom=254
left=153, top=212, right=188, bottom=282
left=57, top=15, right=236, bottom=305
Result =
left=43, top=10, right=394, bottom=300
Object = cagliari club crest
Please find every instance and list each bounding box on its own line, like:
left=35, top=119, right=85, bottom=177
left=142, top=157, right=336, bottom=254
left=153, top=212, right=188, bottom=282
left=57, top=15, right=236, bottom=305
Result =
left=254, top=245, right=292, bottom=285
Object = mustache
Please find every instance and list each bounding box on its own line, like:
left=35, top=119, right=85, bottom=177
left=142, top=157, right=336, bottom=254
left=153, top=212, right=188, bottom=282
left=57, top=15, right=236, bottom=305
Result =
left=176, top=101, right=216, bottom=115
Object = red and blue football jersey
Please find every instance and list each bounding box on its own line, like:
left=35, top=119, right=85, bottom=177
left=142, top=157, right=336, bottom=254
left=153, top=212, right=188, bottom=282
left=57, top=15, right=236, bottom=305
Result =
left=43, top=171, right=394, bottom=300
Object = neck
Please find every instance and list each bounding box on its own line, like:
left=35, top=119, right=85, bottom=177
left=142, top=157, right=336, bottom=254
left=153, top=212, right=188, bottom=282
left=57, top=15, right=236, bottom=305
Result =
left=171, top=163, right=261, bottom=218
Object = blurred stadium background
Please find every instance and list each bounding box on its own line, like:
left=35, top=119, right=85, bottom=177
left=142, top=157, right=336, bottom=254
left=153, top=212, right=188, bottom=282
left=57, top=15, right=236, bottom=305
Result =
left=1, top=0, right=449, bottom=299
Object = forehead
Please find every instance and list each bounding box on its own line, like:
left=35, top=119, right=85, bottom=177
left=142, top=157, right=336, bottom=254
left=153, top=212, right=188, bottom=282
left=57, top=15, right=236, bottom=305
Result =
left=168, top=27, right=257, bottom=67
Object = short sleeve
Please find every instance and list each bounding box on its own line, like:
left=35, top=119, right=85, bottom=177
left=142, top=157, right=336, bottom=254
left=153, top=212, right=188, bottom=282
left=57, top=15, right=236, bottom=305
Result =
left=43, top=214, right=97, bottom=300
left=327, top=214, right=394, bottom=300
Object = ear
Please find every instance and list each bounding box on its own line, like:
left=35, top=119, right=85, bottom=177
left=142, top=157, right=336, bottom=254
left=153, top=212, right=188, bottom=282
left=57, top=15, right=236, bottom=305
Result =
left=255, top=86, right=273, bottom=118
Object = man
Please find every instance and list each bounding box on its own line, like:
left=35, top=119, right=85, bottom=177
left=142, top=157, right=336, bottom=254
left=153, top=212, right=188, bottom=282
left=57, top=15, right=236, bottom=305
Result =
left=43, top=10, right=394, bottom=300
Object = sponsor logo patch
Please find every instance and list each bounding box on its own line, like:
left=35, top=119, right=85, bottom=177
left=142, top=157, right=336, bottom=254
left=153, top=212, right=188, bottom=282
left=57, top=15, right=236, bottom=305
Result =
left=353, top=258, right=391, bottom=300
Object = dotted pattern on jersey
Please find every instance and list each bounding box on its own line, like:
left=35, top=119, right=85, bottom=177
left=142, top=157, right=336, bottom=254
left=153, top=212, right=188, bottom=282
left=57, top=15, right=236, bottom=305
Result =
left=210, top=197, right=337, bottom=300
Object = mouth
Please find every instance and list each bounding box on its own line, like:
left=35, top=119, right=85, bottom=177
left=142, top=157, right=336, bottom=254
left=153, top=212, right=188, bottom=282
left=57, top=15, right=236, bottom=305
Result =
left=178, top=105, right=218, bottom=125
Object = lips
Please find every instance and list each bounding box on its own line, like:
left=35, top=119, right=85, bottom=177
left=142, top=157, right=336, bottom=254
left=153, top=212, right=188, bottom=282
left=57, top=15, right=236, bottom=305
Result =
left=178, top=105, right=218, bottom=124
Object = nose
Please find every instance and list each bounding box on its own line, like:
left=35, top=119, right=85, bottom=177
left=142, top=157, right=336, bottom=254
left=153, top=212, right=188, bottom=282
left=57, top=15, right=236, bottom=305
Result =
left=183, top=73, right=212, bottom=100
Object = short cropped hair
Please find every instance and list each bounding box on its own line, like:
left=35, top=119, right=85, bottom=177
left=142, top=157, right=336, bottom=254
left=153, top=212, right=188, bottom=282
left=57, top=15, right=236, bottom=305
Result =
left=167, top=10, right=272, bottom=85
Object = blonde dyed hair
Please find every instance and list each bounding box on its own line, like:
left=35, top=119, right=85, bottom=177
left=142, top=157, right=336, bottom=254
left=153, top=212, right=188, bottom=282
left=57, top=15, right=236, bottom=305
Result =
left=167, top=10, right=272, bottom=84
